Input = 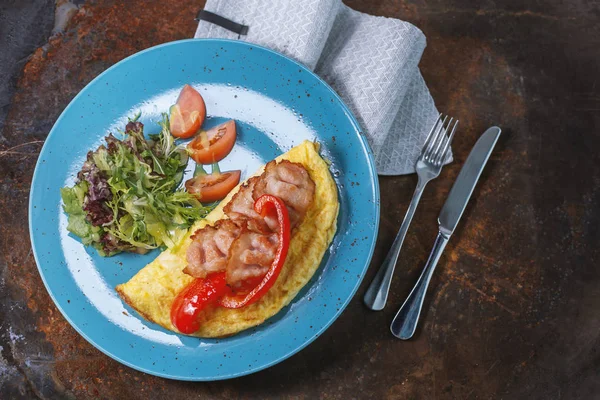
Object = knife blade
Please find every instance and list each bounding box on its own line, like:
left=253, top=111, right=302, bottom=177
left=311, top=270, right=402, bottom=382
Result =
left=438, top=126, right=501, bottom=236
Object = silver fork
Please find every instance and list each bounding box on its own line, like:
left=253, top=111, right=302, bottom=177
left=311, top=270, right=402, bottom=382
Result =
left=363, top=114, right=458, bottom=311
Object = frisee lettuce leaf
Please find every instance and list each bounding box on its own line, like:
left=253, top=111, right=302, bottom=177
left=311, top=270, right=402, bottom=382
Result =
left=61, top=113, right=212, bottom=256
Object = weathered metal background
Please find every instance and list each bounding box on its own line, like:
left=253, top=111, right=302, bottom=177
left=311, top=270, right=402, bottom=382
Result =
left=1, top=0, right=599, bottom=398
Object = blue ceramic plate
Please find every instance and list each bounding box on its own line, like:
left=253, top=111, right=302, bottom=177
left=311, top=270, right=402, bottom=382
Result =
left=29, top=39, right=379, bottom=381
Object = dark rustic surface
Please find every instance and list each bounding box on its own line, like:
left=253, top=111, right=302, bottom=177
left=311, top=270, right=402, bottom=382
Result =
left=1, top=0, right=599, bottom=398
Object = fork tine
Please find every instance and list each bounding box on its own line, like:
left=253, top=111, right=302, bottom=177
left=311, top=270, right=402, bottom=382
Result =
left=421, top=113, right=443, bottom=152
left=436, top=119, right=459, bottom=165
left=424, top=115, right=447, bottom=159
left=432, top=117, right=453, bottom=162
left=426, top=116, right=448, bottom=161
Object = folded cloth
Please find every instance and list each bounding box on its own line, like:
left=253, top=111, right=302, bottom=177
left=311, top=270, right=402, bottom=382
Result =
left=194, top=0, right=445, bottom=175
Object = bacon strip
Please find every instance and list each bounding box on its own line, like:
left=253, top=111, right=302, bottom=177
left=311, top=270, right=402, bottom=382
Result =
left=183, top=220, right=240, bottom=278
left=225, top=229, right=279, bottom=289
left=253, top=160, right=315, bottom=228
left=223, top=176, right=271, bottom=233
left=184, top=161, right=315, bottom=288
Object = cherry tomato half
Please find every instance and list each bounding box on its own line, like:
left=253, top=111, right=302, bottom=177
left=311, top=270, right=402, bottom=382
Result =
left=185, top=170, right=241, bottom=203
left=187, top=120, right=237, bottom=164
left=170, top=85, right=206, bottom=138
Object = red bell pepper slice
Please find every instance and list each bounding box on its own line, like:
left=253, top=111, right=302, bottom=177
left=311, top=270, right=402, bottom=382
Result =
left=219, top=194, right=291, bottom=309
left=170, top=194, right=291, bottom=333
left=170, top=271, right=228, bottom=334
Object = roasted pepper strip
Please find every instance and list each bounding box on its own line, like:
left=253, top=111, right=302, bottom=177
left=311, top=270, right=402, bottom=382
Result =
left=170, top=271, right=228, bottom=334
left=219, top=194, right=291, bottom=309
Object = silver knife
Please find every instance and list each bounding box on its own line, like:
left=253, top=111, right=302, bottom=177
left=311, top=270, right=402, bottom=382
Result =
left=390, top=126, right=501, bottom=340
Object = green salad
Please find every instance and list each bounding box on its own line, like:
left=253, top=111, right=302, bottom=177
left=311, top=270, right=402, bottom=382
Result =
left=60, top=114, right=212, bottom=256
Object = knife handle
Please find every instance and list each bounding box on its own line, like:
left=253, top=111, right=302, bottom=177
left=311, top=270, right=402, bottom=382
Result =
left=390, top=230, right=449, bottom=340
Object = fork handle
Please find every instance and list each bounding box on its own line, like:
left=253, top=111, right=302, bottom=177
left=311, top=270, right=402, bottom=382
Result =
left=390, top=231, right=449, bottom=339
left=363, top=178, right=427, bottom=311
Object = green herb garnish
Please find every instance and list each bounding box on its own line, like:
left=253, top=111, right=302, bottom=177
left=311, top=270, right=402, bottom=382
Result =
left=60, top=113, right=212, bottom=256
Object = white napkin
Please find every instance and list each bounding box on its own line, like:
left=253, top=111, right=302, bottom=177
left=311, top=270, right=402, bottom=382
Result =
left=194, top=0, right=445, bottom=175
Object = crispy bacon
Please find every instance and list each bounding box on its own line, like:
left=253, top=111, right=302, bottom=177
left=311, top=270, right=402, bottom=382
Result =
left=183, top=220, right=240, bottom=278
left=225, top=229, right=279, bottom=289
left=223, top=176, right=271, bottom=232
left=253, top=160, right=315, bottom=228
left=184, top=160, right=315, bottom=287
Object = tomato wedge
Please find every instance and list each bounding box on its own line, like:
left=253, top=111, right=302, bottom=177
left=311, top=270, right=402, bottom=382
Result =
left=219, top=195, right=291, bottom=309
left=185, top=170, right=241, bottom=203
left=170, top=85, right=206, bottom=138
left=187, top=120, right=237, bottom=164
left=170, top=272, right=229, bottom=334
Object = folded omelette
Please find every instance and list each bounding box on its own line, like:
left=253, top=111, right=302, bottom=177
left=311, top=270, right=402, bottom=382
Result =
left=116, top=140, right=339, bottom=337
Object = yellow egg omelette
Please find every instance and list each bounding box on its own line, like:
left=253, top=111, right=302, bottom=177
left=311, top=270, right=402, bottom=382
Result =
left=116, top=140, right=339, bottom=337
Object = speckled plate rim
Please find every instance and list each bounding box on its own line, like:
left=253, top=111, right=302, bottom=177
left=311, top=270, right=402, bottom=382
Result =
left=28, top=38, right=380, bottom=381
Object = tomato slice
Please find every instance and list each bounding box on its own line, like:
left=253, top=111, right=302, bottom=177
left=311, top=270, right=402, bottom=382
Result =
left=170, top=85, right=206, bottom=138
left=187, top=120, right=237, bottom=164
left=185, top=170, right=241, bottom=203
